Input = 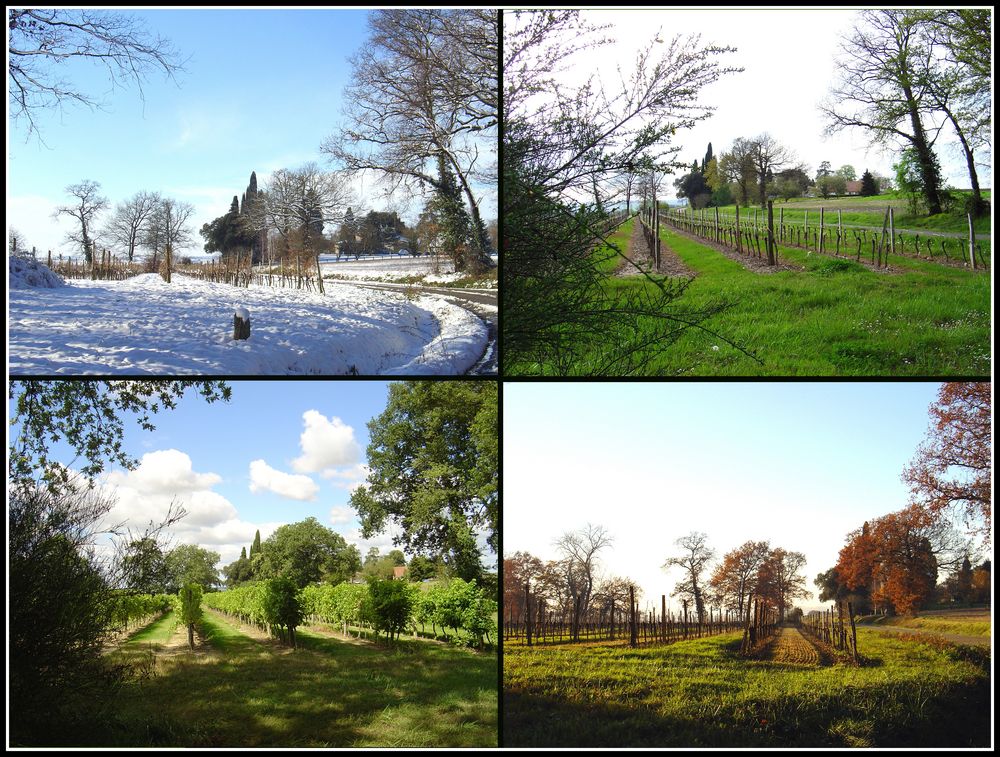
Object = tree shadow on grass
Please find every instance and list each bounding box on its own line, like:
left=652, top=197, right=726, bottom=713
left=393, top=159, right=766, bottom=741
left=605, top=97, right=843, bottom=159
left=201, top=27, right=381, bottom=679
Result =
left=100, top=618, right=497, bottom=747
left=503, top=676, right=990, bottom=749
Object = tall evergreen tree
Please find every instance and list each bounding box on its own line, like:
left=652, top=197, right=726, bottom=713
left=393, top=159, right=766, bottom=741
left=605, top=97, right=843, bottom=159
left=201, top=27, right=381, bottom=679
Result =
left=702, top=142, right=713, bottom=173
left=859, top=169, right=878, bottom=196
left=252, top=529, right=262, bottom=557
left=428, top=154, right=478, bottom=272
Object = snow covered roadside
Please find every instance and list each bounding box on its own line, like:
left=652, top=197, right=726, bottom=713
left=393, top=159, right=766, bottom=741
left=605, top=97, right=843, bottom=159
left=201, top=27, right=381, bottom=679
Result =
left=8, top=272, right=487, bottom=375
left=318, top=254, right=498, bottom=288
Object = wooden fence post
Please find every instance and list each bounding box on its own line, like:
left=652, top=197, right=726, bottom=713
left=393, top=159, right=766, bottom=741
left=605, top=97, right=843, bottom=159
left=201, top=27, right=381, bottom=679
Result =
left=735, top=204, right=742, bottom=254
left=766, top=200, right=776, bottom=266
left=629, top=585, right=638, bottom=648
left=525, top=581, right=532, bottom=647
left=968, top=213, right=976, bottom=269
left=819, top=207, right=825, bottom=256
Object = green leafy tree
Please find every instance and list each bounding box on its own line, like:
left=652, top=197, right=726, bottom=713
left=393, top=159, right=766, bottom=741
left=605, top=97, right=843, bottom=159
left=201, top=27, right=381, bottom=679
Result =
left=120, top=537, right=169, bottom=594
left=822, top=10, right=944, bottom=214
left=8, top=380, right=229, bottom=745
left=165, top=544, right=221, bottom=593
left=223, top=546, right=254, bottom=587
left=836, top=164, right=857, bottom=181
left=178, top=583, right=203, bottom=650
left=263, top=576, right=304, bottom=647
left=350, top=382, right=497, bottom=581
left=257, top=517, right=361, bottom=589
left=367, top=577, right=417, bottom=642
left=407, top=555, right=439, bottom=582
left=10, top=380, right=231, bottom=497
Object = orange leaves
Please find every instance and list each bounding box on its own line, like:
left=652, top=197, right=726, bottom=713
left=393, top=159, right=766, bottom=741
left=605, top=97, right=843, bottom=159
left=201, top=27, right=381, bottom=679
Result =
left=904, top=382, right=991, bottom=542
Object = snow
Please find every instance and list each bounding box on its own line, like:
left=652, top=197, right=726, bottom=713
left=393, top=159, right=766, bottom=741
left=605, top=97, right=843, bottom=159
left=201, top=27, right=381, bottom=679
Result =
left=9, top=256, right=66, bottom=289
left=234, top=306, right=250, bottom=321
left=319, top=254, right=458, bottom=281
left=8, top=272, right=487, bottom=375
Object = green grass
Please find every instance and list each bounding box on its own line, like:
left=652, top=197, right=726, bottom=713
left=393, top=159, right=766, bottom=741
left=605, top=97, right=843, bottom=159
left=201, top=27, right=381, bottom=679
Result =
left=503, top=630, right=990, bottom=747
left=517, top=217, right=990, bottom=376
left=96, top=610, right=497, bottom=747
left=858, top=611, right=991, bottom=638
left=123, top=610, right=180, bottom=645
left=723, top=192, right=992, bottom=236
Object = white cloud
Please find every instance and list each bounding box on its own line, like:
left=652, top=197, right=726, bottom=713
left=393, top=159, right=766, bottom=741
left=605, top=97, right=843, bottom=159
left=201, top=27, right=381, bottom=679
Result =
left=322, top=462, right=370, bottom=492
left=291, top=410, right=361, bottom=473
left=249, top=459, right=319, bottom=501
left=107, top=449, right=221, bottom=494
left=329, top=505, right=356, bottom=525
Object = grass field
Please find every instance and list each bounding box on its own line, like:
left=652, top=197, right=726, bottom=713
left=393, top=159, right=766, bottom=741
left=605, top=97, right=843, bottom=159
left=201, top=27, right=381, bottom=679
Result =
left=89, top=609, right=497, bottom=747
left=858, top=608, right=991, bottom=638
left=707, top=191, right=992, bottom=236
left=503, top=630, right=990, bottom=747
left=521, top=217, right=989, bottom=376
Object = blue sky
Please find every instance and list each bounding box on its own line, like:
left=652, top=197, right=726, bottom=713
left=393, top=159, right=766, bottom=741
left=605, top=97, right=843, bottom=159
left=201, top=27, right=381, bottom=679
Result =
left=503, top=382, right=964, bottom=613
left=9, top=380, right=489, bottom=573
left=8, top=8, right=497, bottom=258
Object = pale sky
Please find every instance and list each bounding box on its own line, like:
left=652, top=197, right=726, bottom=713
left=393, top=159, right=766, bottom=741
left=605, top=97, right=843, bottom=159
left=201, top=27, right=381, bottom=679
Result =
left=502, top=382, right=974, bottom=615
left=507, top=7, right=991, bottom=202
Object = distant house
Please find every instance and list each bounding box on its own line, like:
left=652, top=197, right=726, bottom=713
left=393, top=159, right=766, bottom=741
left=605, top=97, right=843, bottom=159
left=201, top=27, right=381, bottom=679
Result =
left=393, top=565, right=407, bottom=580
left=844, top=180, right=863, bottom=195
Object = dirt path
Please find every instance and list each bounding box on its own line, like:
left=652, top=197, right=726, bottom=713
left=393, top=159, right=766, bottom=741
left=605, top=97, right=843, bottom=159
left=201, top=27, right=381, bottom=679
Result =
left=760, top=626, right=829, bottom=667
left=614, top=219, right=655, bottom=276
left=860, top=623, right=990, bottom=648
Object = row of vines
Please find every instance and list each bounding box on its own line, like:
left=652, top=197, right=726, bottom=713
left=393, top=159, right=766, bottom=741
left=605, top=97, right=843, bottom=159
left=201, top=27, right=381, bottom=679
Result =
left=206, top=577, right=497, bottom=649
left=660, top=204, right=989, bottom=269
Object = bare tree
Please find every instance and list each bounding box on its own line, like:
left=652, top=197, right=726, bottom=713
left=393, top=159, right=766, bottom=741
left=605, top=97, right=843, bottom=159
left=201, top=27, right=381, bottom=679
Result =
left=146, top=198, right=195, bottom=283
left=8, top=8, right=185, bottom=139
left=264, top=163, right=354, bottom=294
left=554, top=523, right=614, bottom=640
left=821, top=10, right=945, bottom=214
left=663, top=531, right=715, bottom=624
left=104, top=191, right=161, bottom=262
left=54, top=180, right=108, bottom=263
left=749, top=133, right=795, bottom=206
left=321, top=9, right=496, bottom=271
left=504, top=10, right=744, bottom=374
left=9, top=227, right=28, bottom=257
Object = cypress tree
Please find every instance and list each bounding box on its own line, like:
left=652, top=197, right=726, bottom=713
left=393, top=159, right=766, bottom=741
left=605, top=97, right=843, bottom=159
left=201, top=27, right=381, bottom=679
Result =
left=252, top=529, right=262, bottom=557
left=859, top=169, right=878, bottom=197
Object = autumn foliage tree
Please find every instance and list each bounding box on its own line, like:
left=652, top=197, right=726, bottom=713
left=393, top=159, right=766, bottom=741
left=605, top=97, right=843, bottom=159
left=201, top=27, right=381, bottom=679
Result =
left=835, top=504, right=964, bottom=615
left=903, top=382, right=991, bottom=545
left=709, top=540, right=771, bottom=620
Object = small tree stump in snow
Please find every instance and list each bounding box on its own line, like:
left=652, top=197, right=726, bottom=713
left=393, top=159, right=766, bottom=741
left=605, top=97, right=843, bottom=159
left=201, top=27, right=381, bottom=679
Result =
left=234, top=307, right=251, bottom=340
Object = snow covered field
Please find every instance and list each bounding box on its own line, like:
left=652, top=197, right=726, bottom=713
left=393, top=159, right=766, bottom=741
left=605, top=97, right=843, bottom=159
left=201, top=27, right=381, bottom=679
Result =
left=8, top=262, right=487, bottom=375
left=318, top=253, right=498, bottom=286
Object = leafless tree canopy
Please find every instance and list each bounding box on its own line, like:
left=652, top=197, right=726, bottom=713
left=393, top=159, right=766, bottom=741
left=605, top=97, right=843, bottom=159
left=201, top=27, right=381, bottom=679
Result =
left=321, top=9, right=496, bottom=253
left=54, top=180, right=109, bottom=262
left=663, top=531, right=715, bottom=624
left=104, top=191, right=161, bottom=262
left=8, top=8, right=185, bottom=138
left=554, top=523, right=614, bottom=618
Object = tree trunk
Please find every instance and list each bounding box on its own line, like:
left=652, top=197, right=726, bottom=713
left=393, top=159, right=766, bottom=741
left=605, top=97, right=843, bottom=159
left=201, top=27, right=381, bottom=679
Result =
left=187, top=623, right=194, bottom=650
left=901, top=82, right=942, bottom=214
